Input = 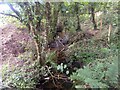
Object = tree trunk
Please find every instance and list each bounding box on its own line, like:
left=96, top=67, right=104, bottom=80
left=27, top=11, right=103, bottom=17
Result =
left=35, top=2, right=41, bottom=31
left=75, top=2, right=82, bottom=31
left=91, top=5, right=97, bottom=30
left=76, top=14, right=82, bottom=31
left=45, top=2, right=53, bottom=43
left=53, top=6, right=59, bottom=32
left=29, top=23, right=44, bottom=65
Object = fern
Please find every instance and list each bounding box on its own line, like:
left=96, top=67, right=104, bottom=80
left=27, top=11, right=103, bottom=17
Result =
left=70, top=56, right=118, bottom=88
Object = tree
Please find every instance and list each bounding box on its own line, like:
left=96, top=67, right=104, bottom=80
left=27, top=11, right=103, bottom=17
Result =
left=0, top=2, right=47, bottom=65
left=0, top=2, right=67, bottom=66
left=75, top=2, right=82, bottom=31
left=89, top=2, right=98, bottom=30
left=45, top=2, right=62, bottom=42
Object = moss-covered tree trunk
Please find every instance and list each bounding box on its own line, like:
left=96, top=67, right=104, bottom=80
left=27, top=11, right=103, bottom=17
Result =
left=17, top=2, right=45, bottom=65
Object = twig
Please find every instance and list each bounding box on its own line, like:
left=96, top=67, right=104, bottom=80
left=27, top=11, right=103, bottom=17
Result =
left=108, top=24, right=112, bottom=42
left=100, top=18, right=102, bottom=32
left=45, top=65, right=58, bottom=87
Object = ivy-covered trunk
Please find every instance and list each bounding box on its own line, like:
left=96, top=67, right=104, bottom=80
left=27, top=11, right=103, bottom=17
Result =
left=22, top=2, right=45, bottom=66
left=29, top=23, right=44, bottom=65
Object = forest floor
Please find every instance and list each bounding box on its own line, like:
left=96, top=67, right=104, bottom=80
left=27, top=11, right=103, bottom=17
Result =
left=0, top=23, right=110, bottom=89
left=0, top=24, right=32, bottom=88
left=0, top=24, right=108, bottom=69
left=0, top=24, right=103, bottom=72
left=0, top=24, right=34, bottom=88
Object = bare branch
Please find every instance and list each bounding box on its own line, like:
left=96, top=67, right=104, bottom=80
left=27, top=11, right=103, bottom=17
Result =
left=7, top=3, right=21, bottom=17
left=0, top=12, right=20, bottom=19
left=16, top=2, right=25, bottom=9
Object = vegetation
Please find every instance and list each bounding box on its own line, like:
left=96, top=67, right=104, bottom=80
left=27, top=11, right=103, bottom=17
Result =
left=0, top=1, right=119, bottom=90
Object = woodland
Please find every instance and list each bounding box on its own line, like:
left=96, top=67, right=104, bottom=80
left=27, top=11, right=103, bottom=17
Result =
left=0, top=1, right=119, bottom=90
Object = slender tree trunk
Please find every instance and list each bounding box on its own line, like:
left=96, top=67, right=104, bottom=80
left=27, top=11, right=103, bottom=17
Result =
left=29, top=23, right=43, bottom=65
left=45, top=2, right=53, bottom=43
left=53, top=6, right=59, bottom=32
left=53, top=3, right=62, bottom=31
left=91, top=5, right=97, bottom=30
left=75, top=2, right=82, bottom=31
left=76, top=14, right=82, bottom=31
left=35, top=2, right=41, bottom=31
